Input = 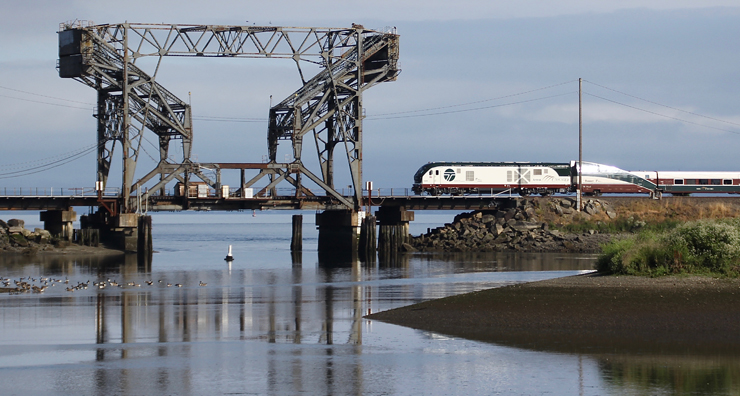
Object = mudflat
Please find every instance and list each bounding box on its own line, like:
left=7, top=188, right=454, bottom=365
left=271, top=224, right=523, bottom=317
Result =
left=366, top=273, right=740, bottom=354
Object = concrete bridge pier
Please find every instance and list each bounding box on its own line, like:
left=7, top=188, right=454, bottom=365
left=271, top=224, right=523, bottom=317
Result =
left=40, top=209, right=76, bottom=241
left=376, top=206, right=414, bottom=254
left=316, top=210, right=365, bottom=264
left=81, top=209, right=153, bottom=255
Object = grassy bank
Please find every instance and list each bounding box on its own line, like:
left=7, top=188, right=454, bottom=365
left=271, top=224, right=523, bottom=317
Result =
left=549, top=198, right=740, bottom=235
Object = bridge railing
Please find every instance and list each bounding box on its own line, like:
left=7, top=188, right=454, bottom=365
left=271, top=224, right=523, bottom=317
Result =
left=0, top=187, right=121, bottom=197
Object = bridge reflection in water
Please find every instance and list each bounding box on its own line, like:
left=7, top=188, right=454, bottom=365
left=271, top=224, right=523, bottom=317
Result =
left=1, top=251, right=736, bottom=395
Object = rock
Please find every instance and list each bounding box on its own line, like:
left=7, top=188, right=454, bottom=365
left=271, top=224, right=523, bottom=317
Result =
left=400, top=243, right=417, bottom=252
left=481, top=214, right=495, bottom=224
left=606, top=210, right=617, bottom=219
left=510, top=221, right=542, bottom=233
left=9, top=233, right=29, bottom=247
left=0, top=219, right=7, bottom=229
left=501, top=209, right=515, bottom=221
left=34, top=228, right=52, bottom=243
left=8, top=226, right=24, bottom=234
left=524, top=207, right=536, bottom=219
left=7, top=219, right=24, bottom=228
left=584, top=204, right=597, bottom=215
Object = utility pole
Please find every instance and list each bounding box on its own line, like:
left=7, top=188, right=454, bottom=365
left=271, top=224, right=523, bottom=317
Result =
left=578, top=78, right=583, bottom=212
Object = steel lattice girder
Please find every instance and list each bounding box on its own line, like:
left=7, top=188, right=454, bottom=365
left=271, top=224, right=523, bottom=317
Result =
left=58, top=22, right=399, bottom=211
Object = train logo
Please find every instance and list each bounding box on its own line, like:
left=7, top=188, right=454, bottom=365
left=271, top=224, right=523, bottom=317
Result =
left=444, top=168, right=456, bottom=181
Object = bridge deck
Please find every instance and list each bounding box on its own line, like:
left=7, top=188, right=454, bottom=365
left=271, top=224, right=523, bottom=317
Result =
left=1, top=190, right=732, bottom=212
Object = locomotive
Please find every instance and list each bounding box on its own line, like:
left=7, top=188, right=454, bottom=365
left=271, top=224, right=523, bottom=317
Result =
left=412, top=161, right=740, bottom=196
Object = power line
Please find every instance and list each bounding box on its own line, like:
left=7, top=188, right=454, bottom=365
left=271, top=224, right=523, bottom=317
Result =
left=583, top=80, right=740, bottom=128
left=583, top=92, right=740, bottom=135
left=369, top=79, right=578, bottom=117
left=0, top=93, right=92, bottom=110
left=0, top=144, right=99, bottom=179
left=0, top=143, right=99, bottom=171
left=0, top=85, right=96, bottom=105
left=365, top=92, right=576, bottom=120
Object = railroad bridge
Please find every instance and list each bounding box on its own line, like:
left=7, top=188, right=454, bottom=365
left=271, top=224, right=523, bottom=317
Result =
left=3, top=21, right=442, bottom=257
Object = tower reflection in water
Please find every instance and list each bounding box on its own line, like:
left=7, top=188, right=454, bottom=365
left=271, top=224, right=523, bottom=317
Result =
left=5, top=250, right=655, bottom=395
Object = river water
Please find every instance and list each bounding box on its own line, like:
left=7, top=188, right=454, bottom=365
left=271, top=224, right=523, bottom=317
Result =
left=0, top=211, right=738, bottom=395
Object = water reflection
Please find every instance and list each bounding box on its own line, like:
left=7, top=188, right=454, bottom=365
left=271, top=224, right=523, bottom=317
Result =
left=599, top=355, right=740, bottom=395
left=1, top=251, right=738, bottom=395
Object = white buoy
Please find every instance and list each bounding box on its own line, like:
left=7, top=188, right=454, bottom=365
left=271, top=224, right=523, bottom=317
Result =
left=225, top=244, right=234, bottom=261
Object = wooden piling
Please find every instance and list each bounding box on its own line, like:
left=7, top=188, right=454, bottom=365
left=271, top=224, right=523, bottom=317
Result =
left=359, top=215, right=376, bottom=261
left=290, top=214, right=303, bottom=252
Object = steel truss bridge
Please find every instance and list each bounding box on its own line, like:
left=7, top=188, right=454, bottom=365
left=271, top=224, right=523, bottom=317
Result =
left=57, top=21, right=399, bottom=214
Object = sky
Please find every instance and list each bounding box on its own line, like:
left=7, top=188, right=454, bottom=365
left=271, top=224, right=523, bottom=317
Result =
left=1, top=1, right=739, bottom=193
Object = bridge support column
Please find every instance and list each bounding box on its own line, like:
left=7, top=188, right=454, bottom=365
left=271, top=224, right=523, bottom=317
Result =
left=40, top=209, right=76, bottom=241
left=376, top=206, right=414, bottom=254
left=316, top=210, right=364, bottom=264
left=114, top=214, right=141, bottom=253
left=290, top=214, right=302, bottom=252
left=81, top=208, right=152, bottom=258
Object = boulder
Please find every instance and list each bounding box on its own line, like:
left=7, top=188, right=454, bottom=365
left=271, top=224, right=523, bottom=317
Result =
left=400, top=243, right=417, bottom=252
left=9, top=233, right=28, bottom=247
left=7, top=226, right=24, bottom=234
left=510, top=221, right=542, bottom=233
left=34, top=228, right=52, bottom=243
left=490, top=223, right=504, bottom=236
left=7, top=219, right=24, bottom=228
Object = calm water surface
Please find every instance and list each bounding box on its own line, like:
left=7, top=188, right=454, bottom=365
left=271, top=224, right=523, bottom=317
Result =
left=0, top=211, right=738, bottom=395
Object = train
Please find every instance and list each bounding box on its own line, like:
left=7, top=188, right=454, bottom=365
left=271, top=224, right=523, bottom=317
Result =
left=412, top=161, right=740, bottom=197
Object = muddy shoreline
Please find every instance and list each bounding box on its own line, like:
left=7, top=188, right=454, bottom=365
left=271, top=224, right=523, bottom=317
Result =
left=0, top=243, right=125, bottom=256
left=366, top=273, right=740, bottom=354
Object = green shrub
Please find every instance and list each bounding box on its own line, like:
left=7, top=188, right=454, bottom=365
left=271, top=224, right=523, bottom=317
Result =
left=596, top=219, right=740, bottom=277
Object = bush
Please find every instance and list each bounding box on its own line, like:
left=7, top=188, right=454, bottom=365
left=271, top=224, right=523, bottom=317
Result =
left=596, top=219, right=740, bottom=277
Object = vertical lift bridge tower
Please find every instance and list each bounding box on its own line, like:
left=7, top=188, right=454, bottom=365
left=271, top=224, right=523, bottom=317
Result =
left=58, top=22, right=400, bottom=213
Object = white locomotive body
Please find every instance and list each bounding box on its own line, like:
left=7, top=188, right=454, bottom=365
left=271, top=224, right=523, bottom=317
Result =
left=412, top=162, right=572, bottom=196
